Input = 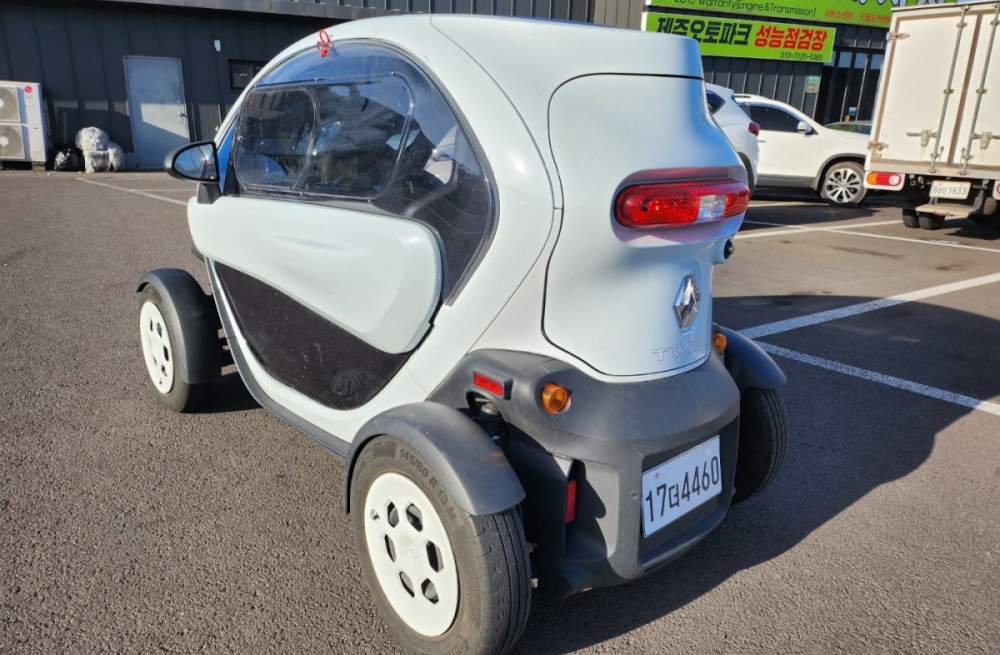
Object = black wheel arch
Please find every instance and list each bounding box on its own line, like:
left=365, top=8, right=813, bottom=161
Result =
left=716, top=326, right=787, bottom=394
left=136, top=268, right=221, bottom=386
left=345, top=402, right=526, bottom=517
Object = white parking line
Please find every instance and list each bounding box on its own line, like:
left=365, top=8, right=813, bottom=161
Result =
left=77, top=178, right=188, bottom=206
left=737, top=219, right=899, bottom=239
left=758, top=343, right=1000, bottom=417
left=741, top=272, right=1000, bottom=339
left=739, top=220, right=1000, bottom=254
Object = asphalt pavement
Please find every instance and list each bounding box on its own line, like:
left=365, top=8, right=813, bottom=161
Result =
left=1, top=171, right=998, bottom=654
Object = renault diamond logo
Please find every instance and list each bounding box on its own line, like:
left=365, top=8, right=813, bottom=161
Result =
left=674, top=276, right=700, bottom=329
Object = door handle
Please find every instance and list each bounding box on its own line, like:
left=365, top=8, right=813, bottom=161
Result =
left=178, top=112, right=187, bottom=118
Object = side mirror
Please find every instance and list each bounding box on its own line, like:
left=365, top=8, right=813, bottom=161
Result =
left=796, top=121, right=814, bottom=135
left=165, top=141, right=219, bottom=182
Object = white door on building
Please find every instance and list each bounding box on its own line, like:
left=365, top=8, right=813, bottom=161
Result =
left=124, top=56, right=190, bottom=169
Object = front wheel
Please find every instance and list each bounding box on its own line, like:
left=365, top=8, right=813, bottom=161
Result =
left=820, top=161, right=866, bottom=208
left=138, top=286, right=212, bottom=412
left=351, top=436, right=531, bottom=655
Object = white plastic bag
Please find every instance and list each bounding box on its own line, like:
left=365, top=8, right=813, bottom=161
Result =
left=75, top=126, right=110, bottom=153
left=84, top=150, right=111, bottom=174
left=107, top=142, right=124, bottom=171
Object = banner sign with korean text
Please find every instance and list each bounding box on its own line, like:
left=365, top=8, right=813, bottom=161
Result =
left=643, top=12, right=836, bottom=63
left=646, top=0, right=961, bottom=28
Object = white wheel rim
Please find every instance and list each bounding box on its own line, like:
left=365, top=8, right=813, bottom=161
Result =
left=139, top=301, right=175, bottom=394
left=824, top=166, right=863, bottom=205
left=363, top=472, right=459, bottom=637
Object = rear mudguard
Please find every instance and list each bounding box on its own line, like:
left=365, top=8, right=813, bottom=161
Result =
left=136, top=268, right=221, bottom=385
left=717, top=326, right=786, bottom=393
left=344, top=402, right=526, bottom=517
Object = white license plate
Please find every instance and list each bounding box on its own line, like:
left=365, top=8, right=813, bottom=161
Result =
left=641, top=436, right=721, bottom=537
left=930, top=180, right=971, bottom=199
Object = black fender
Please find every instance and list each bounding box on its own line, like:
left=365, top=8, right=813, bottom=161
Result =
left=717, top=326, right=786, bottom=393
left=344, top=402, right=525, bottom=517
left=136, top=268, right=221, bottom=385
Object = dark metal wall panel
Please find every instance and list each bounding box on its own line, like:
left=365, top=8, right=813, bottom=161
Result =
left=34, top=6, right=83, bottom=147
left=0, top=0, right=333, bottom=160
left=96, top=10, right=136, bottom=151
left=2, top=8, right=44, bottom=83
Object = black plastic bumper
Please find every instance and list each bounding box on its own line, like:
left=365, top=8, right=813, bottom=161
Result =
left=429, top=349, right=741, bottom=598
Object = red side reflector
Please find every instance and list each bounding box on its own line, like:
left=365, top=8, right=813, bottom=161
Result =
left=473, top=372, right=505, bottom=397
left=614, top=179, right=750, bottom=229
left=565, top=479, right=577, bottom=523
left=748, top=121, right=760, bottom=136
left=865, top=172, right=902, bottom=187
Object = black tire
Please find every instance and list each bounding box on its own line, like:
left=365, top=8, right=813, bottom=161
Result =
left=137, top=286, right=212, bottom=412
left=351, top=435, right=531, bottom=655
left=902, top=210, right=919, bottom=229
left=820, top=160, right=866, bottom=207
left=968, top=198, right=1000, bottom=224
left=739, top=154, right=756, bottom=198
left=732, top=388, right=788, bottom=505
left=918, top=213, right=944, bottom=230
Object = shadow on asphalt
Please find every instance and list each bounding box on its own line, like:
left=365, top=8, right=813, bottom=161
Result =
left=511, top=294, right=993, bottom=654
left=198, top=370, right=260, bottom=414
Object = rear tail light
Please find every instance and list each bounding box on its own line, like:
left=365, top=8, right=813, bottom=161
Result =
left=614, top=179, right=749, bottom=229
left=748, top=121, right=760, bottom=136
left=865, top=172, right=903, bottom=188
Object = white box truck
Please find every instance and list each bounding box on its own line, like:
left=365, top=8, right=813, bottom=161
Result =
left=865, top=0, right=1000, bottom=230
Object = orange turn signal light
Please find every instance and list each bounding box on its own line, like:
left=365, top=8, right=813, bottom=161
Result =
left=713, top=331, right=727, bottom=355
left=540, top=382, right=570, bottom=414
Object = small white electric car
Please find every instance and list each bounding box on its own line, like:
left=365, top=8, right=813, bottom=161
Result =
left=139, top=15, right=788, bottom=655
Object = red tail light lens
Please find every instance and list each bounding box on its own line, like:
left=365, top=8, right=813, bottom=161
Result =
left=865, top=172, right=903, bottom=188
left=748, top=121, right=760, bottom=136
left=614, top=179, right=750, bottom=229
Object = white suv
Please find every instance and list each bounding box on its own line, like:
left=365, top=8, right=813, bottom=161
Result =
left=736, top=94, right=870, bottom=207
left=706, top=83, right=760, bottom=196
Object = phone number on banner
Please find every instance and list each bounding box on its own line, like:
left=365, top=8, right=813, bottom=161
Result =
left=644, top=12, right=835, bottom=64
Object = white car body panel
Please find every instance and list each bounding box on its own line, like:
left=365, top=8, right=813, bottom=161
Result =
left=706, top=83, right=759, bottom=184
left=208, top=261, right=432, bottom=447
left=190, top=197, right=441, bottom=354
left=546, top=74, right=743, bottom=376
left=196, top=15, right=748, bottom=442
left=739, top=95, right=868, bottom=187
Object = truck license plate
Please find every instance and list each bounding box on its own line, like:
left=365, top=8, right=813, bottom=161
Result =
left=641, top=436, right=721, bottom=537
left=930, top=180, right=971, bottom=199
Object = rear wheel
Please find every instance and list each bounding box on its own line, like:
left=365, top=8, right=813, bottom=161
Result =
left=968, top=198, right=1000, bottom=224
left=351, top=436, right=531, bottom=655
left=732, top=388, right=788, bottom=504
left=820, top=161, right=866, bottom=207
left=902, top=210, right=919, bottom=229
left=739, top=154, right=756, bottom=198
left=138, top=287, right=211, bottom=412
left=918, top=213, right=944, bottom=230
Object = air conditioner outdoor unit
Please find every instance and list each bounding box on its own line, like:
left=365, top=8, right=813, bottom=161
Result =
left=0, top=81, right=48, bottom=167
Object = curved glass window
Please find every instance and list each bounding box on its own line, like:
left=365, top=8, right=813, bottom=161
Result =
left=232, top=43, right=495, bottom=299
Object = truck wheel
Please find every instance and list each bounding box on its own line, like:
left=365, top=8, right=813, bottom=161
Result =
left=968, top=198, right=1000, bottom=224
left=732, top=388, right=788, bottom=504
left=351, top=435, right=531, bottom=655
left=138, top=286, right=212, bottom=412
left=820, top=161, right=866, bottom=207
left=918, top=213, right=944, bottom=230
left=902, top=210, right=919, bottom=229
